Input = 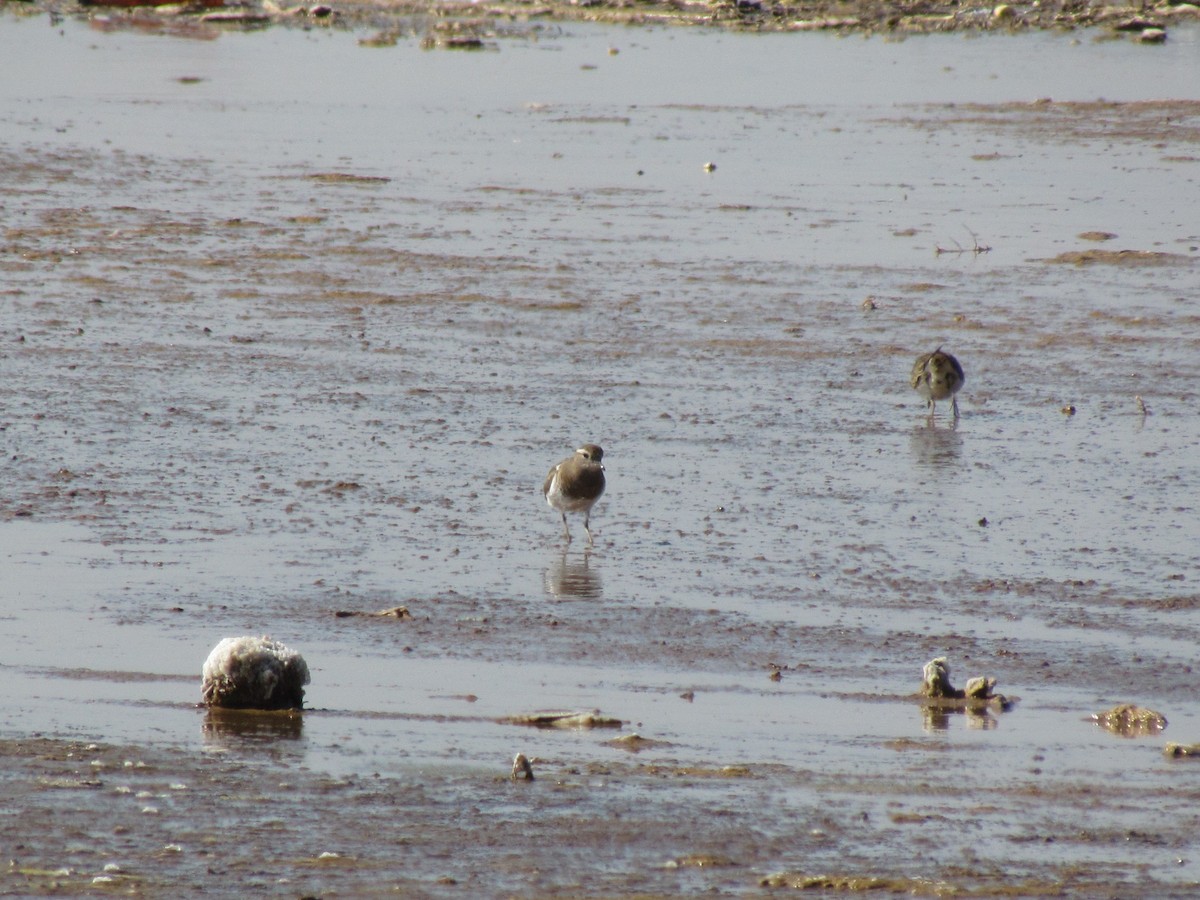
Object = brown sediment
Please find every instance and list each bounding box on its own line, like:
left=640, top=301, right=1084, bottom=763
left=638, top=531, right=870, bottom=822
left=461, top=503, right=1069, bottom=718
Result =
left=760, top=872, right=954, bottom=891
left=1038, top=249, right=1193, bottom=267
left=889, top=99, right=1200, bottom=147
left=2, top=731, right=1198, bottom=895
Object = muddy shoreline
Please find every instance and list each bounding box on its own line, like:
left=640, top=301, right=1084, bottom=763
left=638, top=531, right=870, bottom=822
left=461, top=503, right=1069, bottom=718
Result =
left=3, top=13, right=1200, bottom=898
left=6, top=0, right=1200, bottom=37
left=6, top=726, right=1199, bottom=898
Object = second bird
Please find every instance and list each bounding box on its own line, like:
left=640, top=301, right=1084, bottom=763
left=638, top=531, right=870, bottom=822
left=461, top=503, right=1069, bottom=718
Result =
left=911, top=347, right=965, bottom=419
left=543, top=443, right=606, bottom=545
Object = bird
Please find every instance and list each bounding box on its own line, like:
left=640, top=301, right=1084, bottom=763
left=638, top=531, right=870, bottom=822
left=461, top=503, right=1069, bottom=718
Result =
left=201, top=635, right=310, bottom=710
left=911, top=347, right=965, bottom=419
left=543, top=443, right=606, bottom=544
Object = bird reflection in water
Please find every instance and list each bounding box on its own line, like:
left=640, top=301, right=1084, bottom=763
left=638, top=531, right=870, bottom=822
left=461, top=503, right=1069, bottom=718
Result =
left=202, top=707, right=304, bottom=744
left=544, top=550, right=603, bottom=600
left=909, top=420, right=963, bottom=470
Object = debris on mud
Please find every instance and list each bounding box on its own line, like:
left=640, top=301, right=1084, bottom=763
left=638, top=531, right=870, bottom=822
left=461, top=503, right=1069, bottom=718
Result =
left=303, top=172, right=391, bottom=185
left=12, top=0, right=1200, bottom=36
left=77, top=0, right=215, bottom=6
left=760, top=873, right=956, bottom=891
left=640, top=763, right=754, bottom=779
left=333, top=605, right=413, bottom=619
left=198, top=9, right=271, bottom=24
left=200, top=635, right=310, bottom=710
left=421, top=33, right=490, bottom=51
left=920, top=657, right=1012, bottom=710
left=665, top=854, right=739, bottom=868
left=500, top=709, right=623, bottom=729
left=1164, top=742, right=1200, bottom=759
left=605, top=733, right=673, bottom=752
left=1092, top=703, right=1168, bottom=737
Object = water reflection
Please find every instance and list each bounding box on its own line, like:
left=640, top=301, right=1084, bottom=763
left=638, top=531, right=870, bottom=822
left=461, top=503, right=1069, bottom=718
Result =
left=202, top=707, right=305, bottom=743
left=909, top=421, right=963, bottom=469
left=921, top=705, right=999, bottom=732
left=543, top=550, right=603, bottom=600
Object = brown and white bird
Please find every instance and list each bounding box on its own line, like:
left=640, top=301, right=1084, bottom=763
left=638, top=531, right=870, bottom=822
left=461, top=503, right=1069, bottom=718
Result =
left=911, top=347, right=965, bottom=419
left=543, top=443, right=606, bottom=544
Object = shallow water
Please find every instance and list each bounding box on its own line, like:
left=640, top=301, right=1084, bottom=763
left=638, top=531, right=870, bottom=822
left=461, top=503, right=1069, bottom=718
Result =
left=2, top=11, right=1200, bottom=896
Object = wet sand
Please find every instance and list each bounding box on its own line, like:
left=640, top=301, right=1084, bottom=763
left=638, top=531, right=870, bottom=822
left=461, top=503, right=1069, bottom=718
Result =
left=3, top=13, right=1200, bottom=898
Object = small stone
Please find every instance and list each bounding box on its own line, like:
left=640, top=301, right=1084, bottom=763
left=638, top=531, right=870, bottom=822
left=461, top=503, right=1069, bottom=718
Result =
left=963, top=676, right=997, bottom=699
left=1093, top=703, right=1167, bottom=737
left=922, top=657, right=956, bottom=698
left=1165, top=742, right=1200, bottom=759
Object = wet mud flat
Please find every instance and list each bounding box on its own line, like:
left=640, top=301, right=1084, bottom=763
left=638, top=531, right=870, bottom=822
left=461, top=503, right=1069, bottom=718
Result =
left=3, top=13, right=1200, bottom=898
left=7, top=0, right=1200, bottom=38
left=4, top=718, right=1200, bottom=897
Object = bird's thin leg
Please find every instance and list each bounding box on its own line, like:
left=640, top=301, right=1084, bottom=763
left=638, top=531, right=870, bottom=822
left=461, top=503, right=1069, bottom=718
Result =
left=951, top=396, right=960, bottom=419
left=561, top=512, right=572, bottom=543
left=584, top=513, right=594, bottom=546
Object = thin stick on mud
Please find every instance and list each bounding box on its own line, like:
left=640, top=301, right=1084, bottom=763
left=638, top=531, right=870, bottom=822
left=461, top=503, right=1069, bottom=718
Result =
left=935, top=226, right=992, bottom=256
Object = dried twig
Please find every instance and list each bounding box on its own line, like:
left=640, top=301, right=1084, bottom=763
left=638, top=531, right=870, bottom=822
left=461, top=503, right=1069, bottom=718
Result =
left=936, top=226, right=992, bottom=256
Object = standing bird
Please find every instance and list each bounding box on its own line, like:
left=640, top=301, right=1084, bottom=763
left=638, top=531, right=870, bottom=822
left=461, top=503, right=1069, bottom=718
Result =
left=543, top=443, right=606, bottom=544
left=911, top=347, right=965, bottom=419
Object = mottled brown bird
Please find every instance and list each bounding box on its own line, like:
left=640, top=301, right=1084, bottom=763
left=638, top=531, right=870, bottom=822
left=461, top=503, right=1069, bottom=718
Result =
left=911, top=347, right=965, bottom=419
